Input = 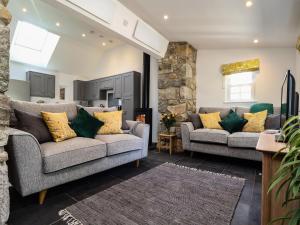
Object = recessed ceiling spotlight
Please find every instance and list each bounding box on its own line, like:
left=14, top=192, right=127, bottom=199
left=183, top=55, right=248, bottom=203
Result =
left=163, top=15, right=169, bottom=20
left=246, top=1, right=253, bottom=7
left=81, top=33, right=86, bottom=37
left=22, top=8, right=27, bottom=13
left=102, top=42, right=107, bottom=46
left=253, top=39, right=259, bottom=44
left=56, top=22, right=60, bottom=27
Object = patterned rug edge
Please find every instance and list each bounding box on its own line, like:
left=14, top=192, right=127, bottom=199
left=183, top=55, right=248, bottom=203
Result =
left=167, top=162, right=246, bottom=182
left=58, top=162, right=246, bottom=225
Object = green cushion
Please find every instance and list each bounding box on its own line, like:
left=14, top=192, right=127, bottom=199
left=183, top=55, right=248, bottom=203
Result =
left=219, top=110, right=248, bottom=133
left=281, top=103, right=287, bottom=114
left=70, top=108, right=104, bottom=138
left=250, top=103, right=274, bottom=115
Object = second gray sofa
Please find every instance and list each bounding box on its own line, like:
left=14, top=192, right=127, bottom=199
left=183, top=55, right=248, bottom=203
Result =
left=181, top=107, right=281, bottom=162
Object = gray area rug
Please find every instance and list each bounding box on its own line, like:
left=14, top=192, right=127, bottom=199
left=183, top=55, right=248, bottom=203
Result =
left=59, top=163, right=245, bottom=225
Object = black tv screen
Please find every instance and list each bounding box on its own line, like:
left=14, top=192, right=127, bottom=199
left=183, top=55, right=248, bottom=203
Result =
left=280, top=70, right=299, bottom=127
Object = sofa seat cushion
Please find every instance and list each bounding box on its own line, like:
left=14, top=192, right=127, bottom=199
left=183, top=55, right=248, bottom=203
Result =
left=95, top=134, right=143, bottom=156
left=190, top=129, right=230, bottom=144
left=228, top=132, right=260, bottom=149
left=41, top=137, right=107, bottom=173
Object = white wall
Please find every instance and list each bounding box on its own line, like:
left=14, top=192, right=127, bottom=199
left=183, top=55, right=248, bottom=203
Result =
left=87, top=44, right=143, bottom=79
left=197, top=48, right=297, bottom=109
left=150, top=57, right=159, bottom=142
left=48, top=36, right=104, bottom=77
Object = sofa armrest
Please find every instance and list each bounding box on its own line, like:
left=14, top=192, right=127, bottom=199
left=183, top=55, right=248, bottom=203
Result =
left=126, top=121, right=150, bottom=158
left=5, top=128, right=44, bottom=196
left=181, top=122, right=194, bottom=150
left=126, top=120, right=142, bottom=131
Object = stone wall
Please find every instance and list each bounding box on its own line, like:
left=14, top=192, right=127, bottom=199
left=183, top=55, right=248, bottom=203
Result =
left=158, top=42, right=197, bottom=137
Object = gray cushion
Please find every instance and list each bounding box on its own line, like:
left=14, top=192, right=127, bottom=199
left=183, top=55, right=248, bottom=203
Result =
left=40, top=137, right=107, bottom=173
left=95, top=134, right=143, bottom=156
left=265, top=114, right=281, bottom=130
left=235, top=107, right=250, bottom=118
left=10, top=100, right=78, bottom=127
left=199, top=107, right=232, bottom=119
left=14, top=109, right=52, bottom=144
left=228, top=132, right=260, bottom=149
left=190, top=129, right=230, bottom=144
left=188, top=113, right=203, bottom=129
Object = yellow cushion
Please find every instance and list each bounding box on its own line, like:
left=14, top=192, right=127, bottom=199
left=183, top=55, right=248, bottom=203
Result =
left=41, top=112, right=77, bottom=142
left=94, top=111, right=123, bottom=135
left=243, top=110, right=268, bottom=133
left=199, top=112, right=223, bottom=129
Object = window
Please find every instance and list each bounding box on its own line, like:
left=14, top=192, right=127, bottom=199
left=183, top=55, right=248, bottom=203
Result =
left=225, top=72, right=256, bottom=102
left=10, top=21, right=60, bottom=67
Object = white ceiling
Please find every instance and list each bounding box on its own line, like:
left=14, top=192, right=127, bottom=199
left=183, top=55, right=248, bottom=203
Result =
left=119, top=0, right=300, bottom=49
left=8, top=0, right=123, bottom=50
left=7, top=0, right=127, bottom=77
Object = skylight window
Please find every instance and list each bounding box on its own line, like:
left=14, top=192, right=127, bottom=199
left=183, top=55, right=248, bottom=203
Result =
left=11, top=21, right=60, bottom=67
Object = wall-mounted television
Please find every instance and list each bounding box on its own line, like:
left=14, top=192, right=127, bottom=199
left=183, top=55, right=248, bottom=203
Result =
left=280, top=70, right=299, bottom=127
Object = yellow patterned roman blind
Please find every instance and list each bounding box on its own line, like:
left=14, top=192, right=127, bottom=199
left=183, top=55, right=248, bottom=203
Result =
left=297, top=37, right=300, bottom=52
left=221, top=58, right=260, bottom=76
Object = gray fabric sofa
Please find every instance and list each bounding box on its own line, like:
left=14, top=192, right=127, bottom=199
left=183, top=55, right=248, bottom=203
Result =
left=5, top=101, right=149, bottom=203
left=181, top=107, right=281, bottom=162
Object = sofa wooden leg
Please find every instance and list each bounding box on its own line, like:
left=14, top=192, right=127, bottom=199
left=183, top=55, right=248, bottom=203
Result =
left=190, top=151, right=194, bottom=158
left=136, top=160, right=140, bottom=168
left=39, top=190, right=48, bottom=205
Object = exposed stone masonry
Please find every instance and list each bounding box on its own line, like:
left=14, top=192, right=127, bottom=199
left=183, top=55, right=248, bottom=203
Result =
left=158, top=42, right=197, bottom=138
left=0, top=0, right=11, bottom=223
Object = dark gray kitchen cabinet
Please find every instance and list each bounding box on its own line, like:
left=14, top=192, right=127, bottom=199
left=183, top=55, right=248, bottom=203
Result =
left=27, top=71, right=55, bottom=98
left=73, top=80, right=87, bottom=100
left=114, top=75, right=122, bottom=99
left=86, top=80, right=100, bottom=100
left=45, top=75, right=55, bottom=98
left=122, top=96, right=134, bottom=121
left=121, top=72, right=141, bottom=120
left=122, top=73, right=134, bottom=97
left=100, top=78, right=114, bottom=90
left=72, top=71, right=141, bottom=120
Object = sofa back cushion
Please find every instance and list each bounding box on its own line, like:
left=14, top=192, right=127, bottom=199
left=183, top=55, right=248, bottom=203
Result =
left=10, top=100, right=77, bottom=127
left=199, top=107, right=232, bottom=119
left=14, top=109, right=53, bottom=143
left=188, top=113, right=203, bottom=129
left=77, top=105, right=118, bottom=116
left=235, top=107, right=250, bottom=118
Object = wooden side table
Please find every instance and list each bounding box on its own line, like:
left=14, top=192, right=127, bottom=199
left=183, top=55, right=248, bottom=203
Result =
left=256, top=132, right=300, bottom=225
left=158, top=133, right=177, bottom=155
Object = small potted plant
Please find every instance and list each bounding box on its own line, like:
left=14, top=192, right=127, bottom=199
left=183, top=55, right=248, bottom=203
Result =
left=161, top=113, right=176, bottom=134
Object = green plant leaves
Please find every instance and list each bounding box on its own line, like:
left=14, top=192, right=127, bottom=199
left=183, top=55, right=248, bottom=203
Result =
left=269, top=115, right=300, bottom=225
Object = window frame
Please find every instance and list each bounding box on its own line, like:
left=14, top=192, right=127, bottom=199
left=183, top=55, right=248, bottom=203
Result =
left=10, top=21, right=60, bottom=68
left=224, top=71, right=257, bottom=103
